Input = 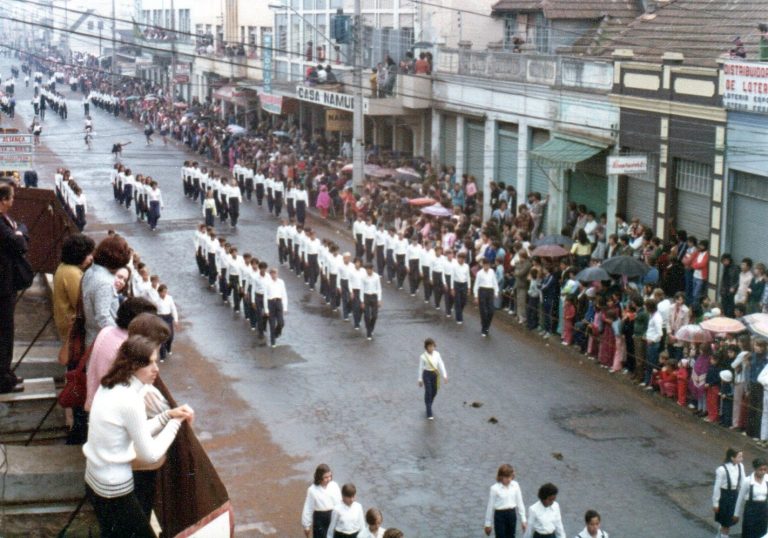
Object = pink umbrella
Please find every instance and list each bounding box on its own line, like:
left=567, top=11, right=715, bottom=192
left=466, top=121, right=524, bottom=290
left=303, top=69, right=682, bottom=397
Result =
left=531, top=244, right=569, bottom=258
left=700, top=317, right=746, bottom=334
left=368, top=167, right=396, bottom=179
left=420, top=203, right=452, bottom=217
left=408, top=197, right=437, bottom=207
left=341, top=163, right=353, bottom=172
left=396, top=166, right=421, bottom=182
left=674, top=324, right=713, bottom=343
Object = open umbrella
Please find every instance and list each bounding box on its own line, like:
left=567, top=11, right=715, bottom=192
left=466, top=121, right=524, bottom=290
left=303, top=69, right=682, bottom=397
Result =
left=742, top=313, right=768, bottom=328
left=675, top=324, right=713, bottom=343
left=226, top=124, right=246, bottom=134
left=273, top=130, right=290, bottom=138
left=369, top=168, right=397, bottom=179
left=534, top=234, right=573, bottom=248
left=601, top=256, right=650, bottom=278
left=341, top=163, right=353, bottom=172
left=531, top=244, right=569, bottom=258
left=396, top=167, right=421, bottom=182
left=173, top=101, right=188, bottom=109
left=745, top=319, right=768, bottom=339
left=143, top=95, right=158, bottom=102
left=408, top=197, right=437, bottom=207
left=575, top=266, right=611, bottom=282
left=421, top=203, right=452, bottom=217
left=124, top=95, right=141, bottom=101
left=700, top=316, right=746, bottom=334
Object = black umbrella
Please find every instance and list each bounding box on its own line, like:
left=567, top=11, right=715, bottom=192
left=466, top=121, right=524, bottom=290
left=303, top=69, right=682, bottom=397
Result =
left=601, top=255, right=650, bottom=278
left=534, top=234, right=573, bottom=248
left=576, top=266, right=611, bottom=282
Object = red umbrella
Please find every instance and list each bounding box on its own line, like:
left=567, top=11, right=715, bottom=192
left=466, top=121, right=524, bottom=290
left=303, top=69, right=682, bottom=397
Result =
left=700, top=317, right=746, bottom=334
left=531, top=244, right=569, bottom=258
left=408, top=197, right=437, bottom=207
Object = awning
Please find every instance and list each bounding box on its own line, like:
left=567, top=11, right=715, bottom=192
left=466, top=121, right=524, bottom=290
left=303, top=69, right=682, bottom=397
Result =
left=530, top=135, right=606, bottom=168
left=213, top=85, right=254, bottom=108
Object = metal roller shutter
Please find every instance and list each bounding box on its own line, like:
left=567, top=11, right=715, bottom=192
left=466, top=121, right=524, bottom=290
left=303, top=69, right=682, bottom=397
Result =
left=529, top=130, right=550, bottom=196
left=465, top=121, right=485, bottom=183
left=729, top=171, right=768, bottom=263
left=625, top=177, right=656, bottom=228
left=495, top=127, right=518, bottom=187
left=568, top=170, right=607, bottom=216
left=674, top=158, right=712, bottom=241
left=440, top=115, right=456, bottom=167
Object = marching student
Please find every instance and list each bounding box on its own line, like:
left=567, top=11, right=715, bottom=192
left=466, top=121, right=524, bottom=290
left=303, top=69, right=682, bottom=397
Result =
left=266, top=174, right=275, bottom=213
left=194, top=224, right=208, bottom=276
left=420, top=239, right=435, bottom=304
left=734, top=457, right=768, bottom=538
left=227, top=178, right=243, bottom=227
left=226, top=247, right=241, bottom=310
left=338, top=252, right=353, bottom=321
left=277, top=219, right=289, bottom=265
left=443, top=250, right=457, bottom=318
left=202, top=189, right=217, bottom=228
left=264, top=267, right=288, bottom=347
left=361, top=262, right=382, bottom=340
left=384, top=228, right=397, bottom=284
left=251, top=261, right=269, bottom=338
left=181, top=160, right=191, bottom=197
left=431, top=246, right=446, bottom=310
left=218, top=177, right=230, bottom=224
left=122, top=168, right=135, bottom=209
left=327, top=245, right=342, bottom=312
left=713, top=448, right=745, bottom=537
left=353, top=214, right=366, bottom=259
left=449, top=252, right=470, bottom=325
left=574, top=510, right=608, bottom=538
left=147, top=181, right=164, bottom=231
left=73, top=186, right=87, bottom=232
left=407, top=236, right=423, bottom=296
left=394, top=231, right=408, bottom=290
left=305, top=229, right=322, bottom=291
left=294, top=183, right=308, bottom=226
left=205, top=230, right=218, bottom=287
left=254, top=166, right=266, bottom=207
left=359, top=508, right=386, bottom=538
left=374, top=224, right=387, bottom=276
left=417, top=337, right=448, bottom=420
left=524, top=483, right=565, bottom=538
left=243, top=163, right=254, bottom=201
left=301, top=464, right=342, bottom=538
left=363, top=216, right=377, bottom=264
left=473, top=258, right=500, bottom=337
left=286, top=181, right=297, bottom=220
left=349, top=258, right=365, bottom=330
left=327, top=483, right=365, bottom=538
left=155, top=284, right=178, bottom=360
left=239, top=254, right=254, bottom=321
left=484, top=464, right=526, bottom=538
left=191, top=162, right=202, bottom=201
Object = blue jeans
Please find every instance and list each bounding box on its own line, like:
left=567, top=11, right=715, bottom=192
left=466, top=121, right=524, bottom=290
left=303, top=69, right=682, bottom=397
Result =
left=645, top=341, right=660, bottom=385
left=692, top=277, right=705, bottom=306
left=422, top=369, right=438, bottom=418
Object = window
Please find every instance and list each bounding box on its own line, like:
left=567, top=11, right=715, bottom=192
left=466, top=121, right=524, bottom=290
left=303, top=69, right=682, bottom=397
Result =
left=248, top=26, right=258, bottom=46
left=179, top=9, right=190, bottom=34
left=674, top=158, right=713, bottom=195
left=196, top=24, right=204, bottom=37
left=533, top=12, right=550, bottom=53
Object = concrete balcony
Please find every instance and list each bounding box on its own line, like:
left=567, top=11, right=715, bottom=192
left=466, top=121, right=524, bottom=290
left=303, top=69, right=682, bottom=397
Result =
left=436, top=47, right=614, bottom=93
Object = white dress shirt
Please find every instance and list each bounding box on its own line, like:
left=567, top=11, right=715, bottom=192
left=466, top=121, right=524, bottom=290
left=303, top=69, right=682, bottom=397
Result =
left=452, top=262, right=470, bottom=287
left=713, top=462, right=745, bottom=507
left=524, top=500, right=565, bottom=538
left=575, top=528, right=608, bottom=538
left=484, top=481, right=527, bottom=527
left=417, top=350, right=447, bottom=381
left=156, top=294, right=178, bottom=322
left=301, top=482, right=342, bottom=529
left=735, top=473, right=768, bottom=520
left=645, top=311, right=663, bottom=343
left=362, top=271, right=382, bottom=300
left=353, top=219, right=366, bottom=238
left=349, top=267, right=364, bottom=292
left=263, top=277, right=288, bottom=314
left=327, top=501, right=365, bottom=537
left=473, top=268, right=499, bottom=297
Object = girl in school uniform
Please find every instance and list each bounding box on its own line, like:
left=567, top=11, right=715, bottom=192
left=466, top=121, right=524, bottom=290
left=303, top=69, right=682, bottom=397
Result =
left=574, top=510, right=608, bottom=538
left=598, top=309, right=616, bottom=369
left=734, top=457, right=768, bottom=538
left=561, top=295, right=575, bottom=346
left=713, top=448, right=744, bottom=537
left=295, top=183, right=309, bottom=226
left=147, top=181, right=164, bottom=231
left=484, top=464, right=527, bottom=538
left=73, top=186, right=87, bottom=231
left=301, top=464, right=342, bottom=538
left=227, top=178, right=242, bottom=228
left=155, top=284, right=178, bottom=360
left=202, top=190, right=217, bottom=228
left=417, top=338, right=448, bottom=420
left=523, top=482, right=565, bottom=538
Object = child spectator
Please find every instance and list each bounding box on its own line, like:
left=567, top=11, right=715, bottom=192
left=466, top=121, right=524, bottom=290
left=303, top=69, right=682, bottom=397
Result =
left=705, top=352, right=721, bottom=423
left=731, top=336, right=751, bottom=431
left=562, top=295, right=576, bottom=346
left=650, top=350, right=670, bottom=391
left=526, top=268, right=540, bottom=331
left=587, top=297, right=604, bottom=359
left=720, top=370, right=734, bottom=428
left=660, top=358, right=678, bottom=398
left=690, top=345, right=709, bottom=415
left=676, top=358, right=689, bottom=406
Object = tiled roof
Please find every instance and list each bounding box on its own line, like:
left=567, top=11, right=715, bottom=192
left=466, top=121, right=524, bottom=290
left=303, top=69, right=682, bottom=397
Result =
left=492, top=0, right=641, bottom=20
left=599, top=0, right=768, bottom=66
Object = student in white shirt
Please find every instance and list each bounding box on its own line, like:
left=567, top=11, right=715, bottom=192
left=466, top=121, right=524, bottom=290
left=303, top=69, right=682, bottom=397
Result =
left=327, top=483, right=365, bottom=538
left=574, top=510, right=608, bottom=538
left=264, top=267, right=288, bottom=347
left=417, top=338, right=448, bottom=420
left=156, top=284, right=178, bottom=360
left=254, top=169, right=266, bottom=207
left=451, top=252, right=471, bottom=324
left=524, top=483, right=565, bottom=538
left=359, top=507, right=386, bottom=538
left=353, top=214, right=366, bottom=259
left=295, top=183, right=309, bottom=226
left=302, top=464, right=342, bottom=538
left=713, top=448, right=744, bottom=538
left=473, top=258, right=500, bottom=337
left=361, top=263, right=382, bottom=340
left=734, top=457, right=768, bottom=538
left=227, top=178, right=243, bottom=227
left=643, top=300, right=663, bottom=386
left=147, top=181, right=164, bottom=231
left=484, top=464, right=526, bottom=538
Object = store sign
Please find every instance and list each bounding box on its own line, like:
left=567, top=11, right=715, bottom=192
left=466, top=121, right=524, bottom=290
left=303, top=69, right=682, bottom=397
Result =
left=0, top=154, right=33, bottom=170
left=326, top=110, right=353, bottom=132
left=259, top=92, right=282, bottom=115
left=723, top=61, right=768, bottom=114
left=262, top=33, right=273, bottom=94
left=607, top=155, right=647, bottom=175
left=296, top=86, right=355, bottom=112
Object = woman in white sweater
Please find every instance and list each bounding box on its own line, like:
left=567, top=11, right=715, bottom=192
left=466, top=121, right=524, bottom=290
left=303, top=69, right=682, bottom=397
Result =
left=83, top=335, right=194, bottom=537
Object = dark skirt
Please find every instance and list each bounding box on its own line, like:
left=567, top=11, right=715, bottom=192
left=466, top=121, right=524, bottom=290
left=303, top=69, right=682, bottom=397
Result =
left=313, top=509, right=332, bottom=538
left=715, top=488, right=738, bottom=527
left=743, top=499, right=768, bottom=538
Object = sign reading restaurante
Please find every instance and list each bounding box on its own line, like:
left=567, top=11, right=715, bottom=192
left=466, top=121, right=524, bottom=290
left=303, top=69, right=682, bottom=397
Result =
left=296, top=86, right=355, bottom=112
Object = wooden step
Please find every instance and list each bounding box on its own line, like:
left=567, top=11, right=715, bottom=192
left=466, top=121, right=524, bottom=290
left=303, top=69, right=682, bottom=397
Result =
left=12, top=355, right=65, bottom=381
left=0, top=377, right=66, bottom=435
left=1, top=444, right=85, bottom=504
left=0, top=377, right=57, bottom=403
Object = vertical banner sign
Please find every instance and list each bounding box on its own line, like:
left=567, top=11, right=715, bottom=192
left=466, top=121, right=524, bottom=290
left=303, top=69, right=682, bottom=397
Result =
left=263, top=33, right=273, bottom=95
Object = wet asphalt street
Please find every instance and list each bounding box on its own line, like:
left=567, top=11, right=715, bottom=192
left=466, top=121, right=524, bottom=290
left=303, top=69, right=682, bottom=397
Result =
left=9, top=58, right=755, bottom=537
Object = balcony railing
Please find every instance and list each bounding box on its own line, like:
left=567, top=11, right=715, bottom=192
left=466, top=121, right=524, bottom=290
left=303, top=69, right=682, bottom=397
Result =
left=436, top=47, right=614, bottom=92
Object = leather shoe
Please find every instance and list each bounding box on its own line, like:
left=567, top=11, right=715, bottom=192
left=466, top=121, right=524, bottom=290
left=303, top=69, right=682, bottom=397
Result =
left=0, top=384, right=24, bottom=394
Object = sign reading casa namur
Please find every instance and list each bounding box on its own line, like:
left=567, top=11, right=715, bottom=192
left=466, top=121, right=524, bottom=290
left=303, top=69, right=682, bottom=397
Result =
left=723, top=61, right=768, bottom=114
left=296, top=86, right=354, bottom=112
left=326, top=110, right=353, bottom=132
left=607, top=156, right=647, bottom=175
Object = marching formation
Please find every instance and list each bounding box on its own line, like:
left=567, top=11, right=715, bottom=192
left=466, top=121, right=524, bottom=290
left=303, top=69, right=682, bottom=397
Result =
left=109, top=162, right=166, bottom=230
left=53, top=167, right=88, bottom=231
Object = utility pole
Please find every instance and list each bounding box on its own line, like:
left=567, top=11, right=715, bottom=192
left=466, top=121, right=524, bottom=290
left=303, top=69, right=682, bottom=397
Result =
left=111, top=0, right=117, bottom=85
left=351, top=0, right=364, bottom=190
left=170, top=0, right=176, bottom=102
left=63, top=0, right=69, bottom=62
